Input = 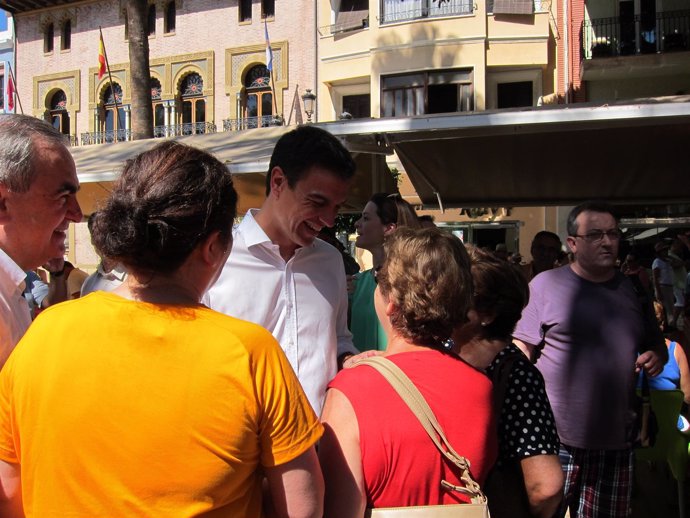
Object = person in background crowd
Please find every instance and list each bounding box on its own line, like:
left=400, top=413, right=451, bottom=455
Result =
left=206, top=125, right=359, bottom=414
left=669, top=236, right=689, bottom=330
left=620, top=251, right=651, bottom=296
left=494, top=243, right=509, bottom=261
left=521, top=231, right=562, bottom=281
left=514, top=201, right=666, bottom=518
left=320, top=228, right=497, bottom=518
left=638, top=301, right=690, bottom=432
left=418, top=214, right=436, bottom=228
left=509, top=252, right=523, bottom=265
left=349, top=192, right=421, bottom=352
left=0, top=141, right=324, bottom=517
left=0, top=114, right=82, bottom=366
left=457, top=246, right=563, bottom=518
left=653, top=240, right=675, bottom=329
left=22, top=270, right=48, bottom=319
left=47, top=260, right=88, bottom=300
left=317, top=226, right=360, bottom=277
left=81, top=213, right=128, bottom=296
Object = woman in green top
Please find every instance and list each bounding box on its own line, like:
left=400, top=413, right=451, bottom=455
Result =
left=349, top=193, right=421, bottom=351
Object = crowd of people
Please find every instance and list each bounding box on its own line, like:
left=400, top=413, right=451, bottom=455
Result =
left=0, top=113, right=684, bottom=518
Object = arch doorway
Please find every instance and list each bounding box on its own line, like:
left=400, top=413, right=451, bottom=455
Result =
left=243, top=65, right=273, bottom=128
left=178, top=72, right=206, bottom=134
left=49, top=90, right=70, bottom=137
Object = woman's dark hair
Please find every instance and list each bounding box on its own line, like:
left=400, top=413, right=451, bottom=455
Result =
left=369, top=192, right=421, bottom=229
left=377, top=227, right=472, bottom=348
left=92, top=141, right=237, bottom=275
left=467, top=245, right=529, bottom=341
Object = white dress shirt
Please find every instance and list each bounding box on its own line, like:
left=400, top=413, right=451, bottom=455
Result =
left=81, top=263, right=128, bottom=297
left=0, top=248, right=32, bottom=367
left=206, top=209, right=356, bottom=414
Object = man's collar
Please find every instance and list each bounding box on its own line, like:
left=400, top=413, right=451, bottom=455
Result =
left=0, top=247, right=29, bottom=294
left=241, top=209, right=273, bottom=248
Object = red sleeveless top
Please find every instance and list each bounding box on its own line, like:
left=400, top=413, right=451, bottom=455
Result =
left=328, top=349, right=497, bottom=508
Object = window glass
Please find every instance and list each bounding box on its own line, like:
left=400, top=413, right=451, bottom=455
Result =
left=61, top=20, right=71, bottom=50
left=45, top=23, right=54, bottom=53
left=165, top=2, right=176, bottom=33
left=148, top=4, right=156, bottom=35
left=240, top=0, right=252, bottom=21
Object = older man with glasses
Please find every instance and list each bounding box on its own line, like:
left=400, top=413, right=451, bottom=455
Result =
left=514, top=201, right=666, bottom=518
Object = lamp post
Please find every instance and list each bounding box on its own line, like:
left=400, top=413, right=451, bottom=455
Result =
left=302, top=88, right=316, bottom=123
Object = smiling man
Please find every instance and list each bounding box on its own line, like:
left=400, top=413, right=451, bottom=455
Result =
left=207, top=125, right=358, bottom=414
left=514, top=201, right=666, bottom=518
left=0, top=114, right=83, bottom=365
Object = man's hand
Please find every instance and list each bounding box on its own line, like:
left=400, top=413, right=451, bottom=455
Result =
left=635, top=350, right=665, bottom=377
left=43, top=257, right=65, bottom=275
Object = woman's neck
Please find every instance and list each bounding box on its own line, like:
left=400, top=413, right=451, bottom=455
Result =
left=457, top=336, right=509, bottom=370
left=370, top=246, right=386, bottom=270
left=383, top=335, right=439, bottom=356
left=113, top=273, right=202, bottom=306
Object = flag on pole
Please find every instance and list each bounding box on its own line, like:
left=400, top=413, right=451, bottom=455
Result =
left=98, top=34, right=106, bottom=80
left=6, top=73, right=14, bottom=111
left=264, top=19, right=273, bottom=72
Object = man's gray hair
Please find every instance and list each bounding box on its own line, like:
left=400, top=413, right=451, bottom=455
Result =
left=0, top=114, right=68, bottom=192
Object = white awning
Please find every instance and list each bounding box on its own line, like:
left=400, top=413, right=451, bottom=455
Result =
left=324, top=96, right=690, bottom=209
left=71, top=124, right=396, bottom=214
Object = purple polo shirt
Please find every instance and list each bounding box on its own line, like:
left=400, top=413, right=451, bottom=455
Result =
left=514, top=265, right=649, bottom=450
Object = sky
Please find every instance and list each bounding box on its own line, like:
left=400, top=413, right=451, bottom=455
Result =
left=0, top=11, right=7, bottom=32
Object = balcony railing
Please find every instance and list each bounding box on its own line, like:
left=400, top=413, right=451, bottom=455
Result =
left=223, top=115, right=284, bottom=131
left=380, top=0, right=473, bottom=24
left=80, top=129, right=131, bottom=146
left=582, top=9, right=690, bottom=59
left=80, top=122, right=216, bottom=146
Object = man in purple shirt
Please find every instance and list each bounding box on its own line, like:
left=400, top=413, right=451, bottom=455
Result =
left=514, top=201, right=666, bottom=518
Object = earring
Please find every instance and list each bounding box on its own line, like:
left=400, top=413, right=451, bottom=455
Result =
left=481, top=321, right=488, bottom=327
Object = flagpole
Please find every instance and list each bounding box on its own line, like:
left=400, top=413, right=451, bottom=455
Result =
left=286, top=84, right=299, bottom=126
left=264, top=19, right=279, bottom=120
left=7, top=63, right=23, bottom=115
left=98, top=26, right=124, bottom=137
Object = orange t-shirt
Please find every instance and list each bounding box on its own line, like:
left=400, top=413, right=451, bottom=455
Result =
left=0, top=291, right=323, bottom=517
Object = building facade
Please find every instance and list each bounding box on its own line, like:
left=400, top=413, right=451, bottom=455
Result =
left=316, top=0, right=561, bottom=257
left=9, top=0, right=316, bottom=145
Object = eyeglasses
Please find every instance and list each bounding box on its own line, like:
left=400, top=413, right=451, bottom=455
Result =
left=571, top=229, right=622, bottom=243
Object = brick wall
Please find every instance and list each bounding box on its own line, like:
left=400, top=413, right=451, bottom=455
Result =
left=12, top=0, right=316, bottom=137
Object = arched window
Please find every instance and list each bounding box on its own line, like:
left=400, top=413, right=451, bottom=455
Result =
left=164, top=2, right=176, bottom=33
left=179, top=73, right=206, bottom=134
left=61, top=20, right=71, bottom=50
left=148, top=4, right=156, bottom=36
left=151, top=77, right=165, bottom=136
left=100, top=83, right=126, bottom=142
left=243, top=65, right=273, bottom=128
left=50, top=90, right=70, bottom=136
left=44, top=23, right=54, bottom=53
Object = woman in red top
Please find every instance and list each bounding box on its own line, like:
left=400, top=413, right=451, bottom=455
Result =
left=320, top=227, right=497, bottom=518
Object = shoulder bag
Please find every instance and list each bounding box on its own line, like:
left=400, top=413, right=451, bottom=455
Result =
left=358, top=356, right=490, bottom=518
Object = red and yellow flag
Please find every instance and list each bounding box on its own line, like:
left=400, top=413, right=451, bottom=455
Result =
left=98, top=35, right=106, bottom=80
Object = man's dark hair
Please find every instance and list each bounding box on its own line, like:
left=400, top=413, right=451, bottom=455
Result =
left=567, top=201, right=618, bottom=237
left=265, top=125, right=356, bottom=195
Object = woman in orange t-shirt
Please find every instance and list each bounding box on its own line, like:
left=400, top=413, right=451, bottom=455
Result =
left=0, top=142, right=323, bottom=518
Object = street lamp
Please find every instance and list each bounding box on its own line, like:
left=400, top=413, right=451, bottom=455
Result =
left=302, top=88, right=316, bottom=123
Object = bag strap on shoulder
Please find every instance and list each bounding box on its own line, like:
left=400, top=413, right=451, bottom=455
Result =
left=357, top=356, right=487, bottom=504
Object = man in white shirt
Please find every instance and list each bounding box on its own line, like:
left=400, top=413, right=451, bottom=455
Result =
left=0, top=114, right=83, bottom=366
left=207, top=125, right=358, bottom=413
